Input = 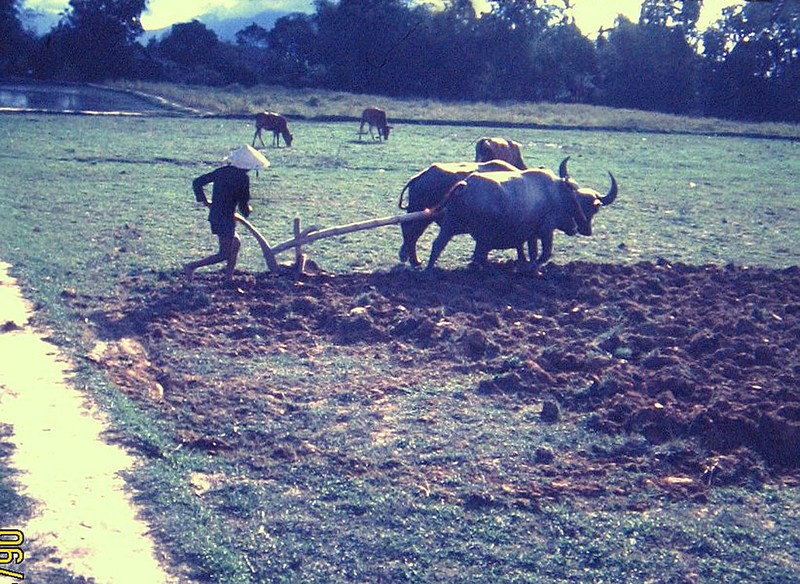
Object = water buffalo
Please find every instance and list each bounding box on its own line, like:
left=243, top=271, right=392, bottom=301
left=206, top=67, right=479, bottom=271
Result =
left=398, top=159, right=520, bottom=267
left=253, top=112, right=293, bottom=148
left=558, top=157, right=618, bottom=238
left=475, top=137, right=527, bottom=169
left=358, top=107, right=392, bottom=141
left=426, top=158, right=618, bottom=271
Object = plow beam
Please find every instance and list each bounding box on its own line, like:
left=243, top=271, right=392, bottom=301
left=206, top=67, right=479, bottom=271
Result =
left=236, top=209, right=433, bottom=272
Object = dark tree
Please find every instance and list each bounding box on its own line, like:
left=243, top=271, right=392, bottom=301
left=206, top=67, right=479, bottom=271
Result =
left=597, top=16, right=696, bottom=113
left=530, top=22, right=598, bottom=102
left=10, top=0, right=796, bottom=123
left=153, top=20, right=228, bottom=84
left=65, top=0, right=146, bottom=43
left=639, top=0, right=702, bottom=32
left=265, top=13, right=319, bottom=85
left=700, top=1, right=799, bottom=120
left=489, top=0, right=561, bottom=33
left=417, top=0, right=483, bottom=99
left=0, top=0, right=34, bottom=75
left=236, top=23, right=270, bottom=49
left=158, top=20, right=220, bottom=67
left=472, top=0, right=565, bottom=101
left=36, top=0, right=147, bottom=80
left=313, top=0, right=423, bottom=95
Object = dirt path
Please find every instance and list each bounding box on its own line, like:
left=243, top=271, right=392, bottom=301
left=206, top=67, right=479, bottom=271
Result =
left=0, top=261, right=174, bottom=583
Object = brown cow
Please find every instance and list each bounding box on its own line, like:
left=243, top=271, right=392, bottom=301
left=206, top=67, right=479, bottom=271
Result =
left=475, top=137, right=527, bottom=169
left=253, top=112, right=293, bottom=148
left=358, top=107, right=392, bottom=141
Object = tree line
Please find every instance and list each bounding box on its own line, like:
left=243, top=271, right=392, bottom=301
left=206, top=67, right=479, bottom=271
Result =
left=1, top=0, right=798, bottom=122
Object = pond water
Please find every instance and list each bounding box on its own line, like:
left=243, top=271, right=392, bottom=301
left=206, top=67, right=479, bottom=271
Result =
left=0, top=83, right=166, bottom=114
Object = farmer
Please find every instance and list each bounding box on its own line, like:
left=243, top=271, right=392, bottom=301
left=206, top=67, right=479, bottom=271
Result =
left=183, top=145, right=270, bottom=284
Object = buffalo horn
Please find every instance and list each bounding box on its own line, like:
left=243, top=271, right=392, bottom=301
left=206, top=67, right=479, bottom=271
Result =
left=600, top=172, right=618, bottom=206
left=558, top=156, right=571, bottom=179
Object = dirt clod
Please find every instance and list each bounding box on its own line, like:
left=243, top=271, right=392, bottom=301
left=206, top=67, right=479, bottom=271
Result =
left=94, top=260, right=800, bottom=501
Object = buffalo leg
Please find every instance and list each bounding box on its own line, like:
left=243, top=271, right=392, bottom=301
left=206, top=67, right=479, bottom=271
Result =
left=410, top=247, right=421, bottom=267
left=400, top=218, right=435, bottom=267
left=427, top=229, right=453, bottom=270
left=469, top=241, right=492, bottom=269
left=399, top=241, right=423, bottom=268
left=398, top=241, right=420, bottom=266
left=527, top=236, right=538, bottom=266
left=515, top=243, right=528, bottom=268
left=535, top=230, right=554, bottom=266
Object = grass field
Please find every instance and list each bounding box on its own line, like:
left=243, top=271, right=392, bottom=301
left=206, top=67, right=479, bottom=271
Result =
left=116, top=81, right=800, bottom=140
left=1, top=109, right=799, bottom=582
left=2, top=112, right=797, bottom=279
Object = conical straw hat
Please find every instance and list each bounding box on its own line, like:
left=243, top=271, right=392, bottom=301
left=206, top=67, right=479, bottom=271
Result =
left=224, top=145, right=271, bottom=170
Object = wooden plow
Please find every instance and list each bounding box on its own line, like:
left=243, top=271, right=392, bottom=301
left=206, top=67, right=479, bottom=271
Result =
left=235, top=209, right=434, bottom=273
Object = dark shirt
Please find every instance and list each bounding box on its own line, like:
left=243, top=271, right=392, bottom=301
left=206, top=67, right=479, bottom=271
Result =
left=193, top=165, right=251, bottom=237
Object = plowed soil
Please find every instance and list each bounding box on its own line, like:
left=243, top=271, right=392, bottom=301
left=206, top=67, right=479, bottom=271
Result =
left=92, top=259, right=799, bottom=505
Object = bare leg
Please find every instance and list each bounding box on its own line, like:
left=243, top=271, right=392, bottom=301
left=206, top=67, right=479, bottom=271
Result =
left=183, top=235, right=236, bottom=281
left=224, top=234, right=241, bottom=282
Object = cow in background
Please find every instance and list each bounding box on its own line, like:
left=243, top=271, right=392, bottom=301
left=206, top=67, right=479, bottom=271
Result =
left=358, top=107, right=392, bottom=141
left=475, top=137, right=527, bottom=169
left=253, top=112, right=293, bottom=148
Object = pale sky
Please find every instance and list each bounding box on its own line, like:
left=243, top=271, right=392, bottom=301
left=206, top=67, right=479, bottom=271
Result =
left=24, top=0, right=746, bottom=35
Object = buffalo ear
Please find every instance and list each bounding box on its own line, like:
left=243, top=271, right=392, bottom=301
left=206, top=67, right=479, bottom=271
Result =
left=575, top=195, right=590, bottom=232
left=567, top=190, right=591, bottom=236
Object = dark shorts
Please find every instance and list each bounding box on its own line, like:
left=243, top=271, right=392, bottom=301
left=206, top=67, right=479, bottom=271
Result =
left=209, top=213, right=235, bottom=239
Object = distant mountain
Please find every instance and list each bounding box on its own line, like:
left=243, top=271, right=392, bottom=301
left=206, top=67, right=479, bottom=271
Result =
left=141, top=10, right=294, bottom=43
left=19, top=7, right=302, bottom=43
left=204, top=10, right=294, bottom=41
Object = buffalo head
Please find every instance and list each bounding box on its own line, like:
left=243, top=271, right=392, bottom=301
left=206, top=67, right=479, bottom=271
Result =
left=558, top=157, right=617, bottom=236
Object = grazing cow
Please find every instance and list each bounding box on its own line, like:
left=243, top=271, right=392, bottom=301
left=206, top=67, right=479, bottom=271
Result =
left=426, top=157, right=618, bottom=271
left=398, top=159, right=519, bottom=267
left=253, top=112, right=293, bottom=148
left=475, top=137, right=527, bottom=169
left=358, top=107, right=392, bottom=141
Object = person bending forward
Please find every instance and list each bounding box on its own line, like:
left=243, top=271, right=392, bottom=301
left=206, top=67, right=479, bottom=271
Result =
left=184, top=163, right=253, bottom=284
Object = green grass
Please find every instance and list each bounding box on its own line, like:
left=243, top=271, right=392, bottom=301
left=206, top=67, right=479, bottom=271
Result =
left=0, top=110, right=798, bottom=582
left=114, top=81, right=800, bottom=140
left=5, top=113, right=796, bottom=278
